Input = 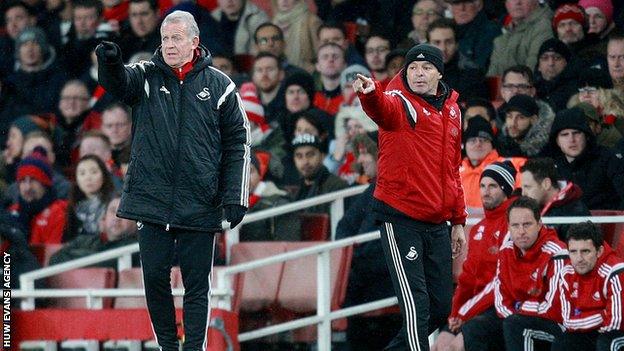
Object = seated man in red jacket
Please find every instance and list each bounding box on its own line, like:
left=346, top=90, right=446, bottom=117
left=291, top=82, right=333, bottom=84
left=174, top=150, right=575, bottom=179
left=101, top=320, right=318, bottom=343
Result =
left=552, top=221, right=624, bottom=351
left=8, top=147, right=68, bottom=244
left=462, top=196, right=568, bottom=351
left=433, top=161, right=517, bottom=351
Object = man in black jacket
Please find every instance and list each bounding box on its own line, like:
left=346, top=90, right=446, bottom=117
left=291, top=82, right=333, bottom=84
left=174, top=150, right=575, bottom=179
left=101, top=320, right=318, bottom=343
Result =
left=549, top=107, right=624, bottom=210
left=95, top=10, right=250, bottom=351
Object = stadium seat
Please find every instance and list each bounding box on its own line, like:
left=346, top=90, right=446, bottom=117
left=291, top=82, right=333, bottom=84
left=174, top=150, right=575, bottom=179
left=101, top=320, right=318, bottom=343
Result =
left=29, top=243, right=64, bottom=267
left=273, top=242, right=352, bottom=340
left=590, top=210, right=624, bottom=247
left=300, top=213, right=331, bottom=241
left=47, top=268, right=116, bottom=309
left=229, top=242, right=288, bottom=333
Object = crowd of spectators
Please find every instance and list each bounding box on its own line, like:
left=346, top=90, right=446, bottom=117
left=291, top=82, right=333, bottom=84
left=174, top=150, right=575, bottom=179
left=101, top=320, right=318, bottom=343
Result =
left=2, top=0, right=624, bottom=349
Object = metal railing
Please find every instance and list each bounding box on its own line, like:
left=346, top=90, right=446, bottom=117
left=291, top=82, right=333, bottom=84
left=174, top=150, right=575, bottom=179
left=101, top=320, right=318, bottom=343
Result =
left=16, top=185, right=368, bottom=310
left=12, top=185, right=624, bottom=348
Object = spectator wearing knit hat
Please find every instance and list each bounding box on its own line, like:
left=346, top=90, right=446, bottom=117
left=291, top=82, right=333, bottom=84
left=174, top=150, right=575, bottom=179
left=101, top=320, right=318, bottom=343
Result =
left=552, top=3, right=604, bottom=63
left=579, top=0, right=615, bottom=42
left=283, top=71, right=315, bottom=114
left=0, top=1, right=37, bottom=79
left=5, top=27, right=68, bottom=115
left=436, top=160, right=518, bottom=351
left=239, top=152, right=300, bottom=241
left=520, top=157, right=590, bottom=240
left=548, top=107, right=624, bottom=210
left=487, top=0, right=553, bottom=77
left=460, top=116, right=525, bottom=214
left=292, top=133, right=347, bottom=215
left=534, top=38, right=580, bottom=112
left=7, top=146, right=68, bottom=244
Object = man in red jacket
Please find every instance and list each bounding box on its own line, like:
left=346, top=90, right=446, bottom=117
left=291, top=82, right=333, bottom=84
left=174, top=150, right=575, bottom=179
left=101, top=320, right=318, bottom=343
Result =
left=433, top=161, right=517, bottom=351
left=552, top=222, right=624, bottom=351
left=353, top=43, right=466, bottom=351
left=461, top=196, right=568, bottom=351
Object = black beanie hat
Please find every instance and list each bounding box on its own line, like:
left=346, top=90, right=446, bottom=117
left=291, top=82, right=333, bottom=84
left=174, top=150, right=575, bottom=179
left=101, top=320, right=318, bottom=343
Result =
left=538, top=38, right=571, bottom=63
left=284, top=72, right=316, bottom=100
left=405, top=43, right=444, bottom=75
left=549, top=107, right=593, bottom=140
left=480, top=161, right=517, bottom=198
left=463, top=116, right=495, bottom=144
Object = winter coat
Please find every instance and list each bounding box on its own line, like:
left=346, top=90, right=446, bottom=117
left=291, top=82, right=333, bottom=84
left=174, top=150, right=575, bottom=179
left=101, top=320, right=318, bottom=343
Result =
left=294, top=165, right=348, bottom=215
left=487, top=6, right=554, bottom=77
left=357, top=72, right=466, bottom=225
left=337, top=183, right=395, bottom=307
left=98, top=46, right=250, bottom=231
left=49, top=233, right=140, bottom=268
left=443, top=53, right=489, bottom=102
left=211, top=1, right=269, bottom=55
left=497, top=100, right=555, bottom=157
left=457, top=11, right=501, bottom=70
left=535, top=65, right=579, bottom=113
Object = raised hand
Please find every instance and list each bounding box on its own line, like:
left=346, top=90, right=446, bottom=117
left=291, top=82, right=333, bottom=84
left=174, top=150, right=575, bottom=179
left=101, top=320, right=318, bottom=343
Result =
left=352, top=73, right=375, bottom=94
left=95, top=41, right=121, bottom=63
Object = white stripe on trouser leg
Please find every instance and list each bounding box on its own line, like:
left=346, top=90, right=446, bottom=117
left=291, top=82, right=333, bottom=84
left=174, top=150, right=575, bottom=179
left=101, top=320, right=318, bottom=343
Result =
left=139, top=257, right=161, bottom=349
left=385, top=223, right=421, bottom=351
left=201, top=238, right=217, bottom=351
left=523, top=329, right=555, bottom=351
left=611, top=336, right=624, bottom=351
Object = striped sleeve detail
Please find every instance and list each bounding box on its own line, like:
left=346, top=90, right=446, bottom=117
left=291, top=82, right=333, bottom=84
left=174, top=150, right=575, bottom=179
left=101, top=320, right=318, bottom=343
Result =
left=458, top=280, right=495, bottom=317
left=601, top=272, right=624, bottom=332
left=538, top=255, right=566, bottom=315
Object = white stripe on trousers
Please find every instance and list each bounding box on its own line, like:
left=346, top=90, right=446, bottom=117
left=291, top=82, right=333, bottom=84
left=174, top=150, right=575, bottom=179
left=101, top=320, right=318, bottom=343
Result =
left=522, top=329, right=555, bottom=351
left=385, top=222, right=421, bottom=351
left=611, top=336, right=624, bottom=351
left=201, top=238, right=217, bottom=351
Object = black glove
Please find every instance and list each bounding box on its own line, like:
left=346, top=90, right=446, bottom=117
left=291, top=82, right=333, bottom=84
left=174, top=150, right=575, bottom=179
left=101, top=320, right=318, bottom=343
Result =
left=224, top=204, right=247, bottom=229
left=95, top=41, right=121, bottom=64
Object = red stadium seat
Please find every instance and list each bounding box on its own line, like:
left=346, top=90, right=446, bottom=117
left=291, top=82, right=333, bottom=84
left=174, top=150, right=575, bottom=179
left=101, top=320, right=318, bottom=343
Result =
left=47, top=268, right=117, bottom=309
left=275, top=242, right=353, bottom=340
left=590, top=210, right=624, bottom=247
left=300, top=213, right=330, bottom=241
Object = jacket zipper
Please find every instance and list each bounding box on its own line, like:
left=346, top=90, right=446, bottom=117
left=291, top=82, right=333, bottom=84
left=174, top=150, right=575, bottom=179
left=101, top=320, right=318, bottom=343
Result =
left=440, top=106, right=449, bottom=213
left=166, top=75, right=186, bottom=231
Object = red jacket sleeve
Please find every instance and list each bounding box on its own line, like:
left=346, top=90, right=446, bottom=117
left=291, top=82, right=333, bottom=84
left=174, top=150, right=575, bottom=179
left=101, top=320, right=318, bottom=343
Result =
left=458, top=279, right=496, bottom=321
left=495, top=254, right=516, bottom=318
left=601, top=266, right=624, bottom=332
left=451, top=115, right=467, bottom=226
left=357, top=81, right=406, bottom=131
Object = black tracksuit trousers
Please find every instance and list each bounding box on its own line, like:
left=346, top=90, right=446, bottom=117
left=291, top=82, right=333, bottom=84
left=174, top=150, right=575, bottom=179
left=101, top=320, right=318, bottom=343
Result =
left=138, top=221, right=216, bottom=351
left=378, top=221, right=453, bottom=351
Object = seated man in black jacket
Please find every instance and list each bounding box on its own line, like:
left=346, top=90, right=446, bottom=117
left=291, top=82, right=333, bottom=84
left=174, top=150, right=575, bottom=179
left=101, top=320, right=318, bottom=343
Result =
left=336, top=133, right=400, bottom=351
left=520, top=157, right=590, bottom=240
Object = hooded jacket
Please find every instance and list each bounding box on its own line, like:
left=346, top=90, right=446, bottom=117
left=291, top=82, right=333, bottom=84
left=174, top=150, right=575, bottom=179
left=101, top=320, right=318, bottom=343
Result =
left=98, top=46, right=250, bottom=232
left=549, top=108, right=624, bottom=210
left=451, top=197, right=514, bottom=321
left=559, top=245, right=624, bottom=332
left=494, top=226, right=567, bottom=322
left=357, top=72, right=466, bottom=225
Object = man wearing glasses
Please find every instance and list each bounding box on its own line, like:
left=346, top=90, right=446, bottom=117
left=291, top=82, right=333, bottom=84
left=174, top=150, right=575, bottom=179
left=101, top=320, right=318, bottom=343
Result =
left=364, top=35, right=392, bottom=88
left=253, top=22, right=304, bottom=77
